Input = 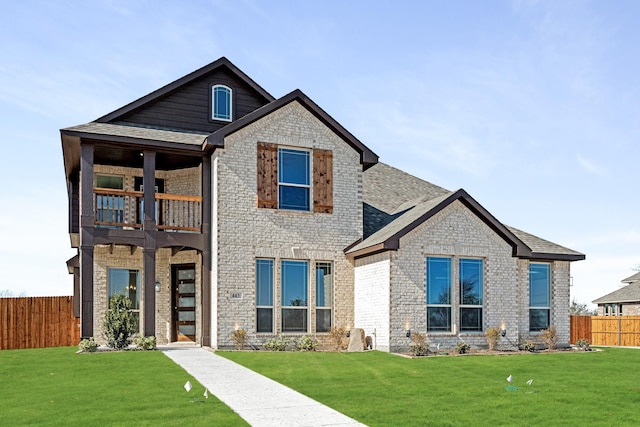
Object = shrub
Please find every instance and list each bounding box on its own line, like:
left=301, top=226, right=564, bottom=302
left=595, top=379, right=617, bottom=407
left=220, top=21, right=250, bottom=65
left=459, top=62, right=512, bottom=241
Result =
left=78, top=337, right=98, bottom=353
left=328, top=326, right=349, bottom=351
left=231, top=329, right=248, bottom=350
left=539, top=326, right=558, bottom=351
left=134, top=335, right=156, bottom=350
left=409, top=331, right=429, bottom=356
left=264, top=334, right=289, bottom=351
left=576, top=338, right=590, bottom=351
left=520, top=339, right=536, bottom=352
left=485, top=327, right=501, bottom=351
left=455, top=342, right=471, bottom=354
left=103, top=294, right=136, bottom=350
left=295, top=334, right=319, bottom=351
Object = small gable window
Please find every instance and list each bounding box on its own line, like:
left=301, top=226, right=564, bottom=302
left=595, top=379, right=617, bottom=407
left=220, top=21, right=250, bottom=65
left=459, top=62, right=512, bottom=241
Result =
left=212, top=85, right=232, bottom=121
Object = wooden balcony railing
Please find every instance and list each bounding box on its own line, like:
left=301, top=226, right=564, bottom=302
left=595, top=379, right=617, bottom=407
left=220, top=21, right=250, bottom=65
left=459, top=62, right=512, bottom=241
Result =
left=94, top=189, right=202, bottom=232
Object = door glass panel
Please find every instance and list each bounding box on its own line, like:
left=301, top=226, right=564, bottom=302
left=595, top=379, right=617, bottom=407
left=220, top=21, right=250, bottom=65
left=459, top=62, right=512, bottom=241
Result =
left=178, top=296, right=195, bottom=308
left=179, top=325, right=195, bottom=335
left=179, top=311, right=196, bottom=322
left=179, top=283, right=195, bottom=294
left=179, top=269, right=195, bottom=280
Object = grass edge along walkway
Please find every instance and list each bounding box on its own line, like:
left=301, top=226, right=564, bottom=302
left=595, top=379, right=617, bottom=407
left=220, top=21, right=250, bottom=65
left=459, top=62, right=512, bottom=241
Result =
left=0, top=347, right=248, bottom=427
left=221, top=348, right=640, bottom=427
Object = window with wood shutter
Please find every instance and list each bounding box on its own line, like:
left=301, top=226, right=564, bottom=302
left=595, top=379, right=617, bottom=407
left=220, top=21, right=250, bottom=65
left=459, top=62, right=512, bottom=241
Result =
left=256, top=142, right=333, bottom=213
left=313, top=149, right=333, bottom=213
left=257, top=142, right=278, bottom=209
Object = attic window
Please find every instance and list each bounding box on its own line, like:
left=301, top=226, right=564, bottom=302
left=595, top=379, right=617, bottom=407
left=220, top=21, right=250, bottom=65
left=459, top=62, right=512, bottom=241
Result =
left=212, top=85, right=232, bottom=121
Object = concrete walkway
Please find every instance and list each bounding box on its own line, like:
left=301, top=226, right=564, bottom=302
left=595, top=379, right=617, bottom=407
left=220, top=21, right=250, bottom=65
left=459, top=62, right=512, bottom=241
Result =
left=162, top=347, right=366, bottom=427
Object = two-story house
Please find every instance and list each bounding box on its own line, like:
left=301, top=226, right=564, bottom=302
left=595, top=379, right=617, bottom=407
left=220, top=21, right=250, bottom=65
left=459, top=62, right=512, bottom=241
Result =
left=62, top=57, right=584, bottom=352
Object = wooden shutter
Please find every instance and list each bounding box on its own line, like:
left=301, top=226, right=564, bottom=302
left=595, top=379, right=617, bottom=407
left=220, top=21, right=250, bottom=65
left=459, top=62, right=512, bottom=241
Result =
left=313, top=149, right=333, bottom=213
left=257, top=142, right=278, bottom=209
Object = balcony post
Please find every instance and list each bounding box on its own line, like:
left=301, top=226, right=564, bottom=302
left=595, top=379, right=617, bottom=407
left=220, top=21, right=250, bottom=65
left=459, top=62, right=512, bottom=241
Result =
left=79, top=143, right=94, bottom=339
left=143, top=150, right=157, bottom=337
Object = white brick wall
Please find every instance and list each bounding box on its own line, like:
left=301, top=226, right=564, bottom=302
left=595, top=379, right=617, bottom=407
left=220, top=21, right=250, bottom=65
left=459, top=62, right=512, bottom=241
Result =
left=354, top=252, right=391, bottom=351
left=212, top=101, right=362, bottom=348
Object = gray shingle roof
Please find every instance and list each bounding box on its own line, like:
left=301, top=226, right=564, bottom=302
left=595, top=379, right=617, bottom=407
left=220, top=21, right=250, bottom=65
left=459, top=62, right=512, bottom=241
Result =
left=505, top=226, right=584, bottom=258
left=351, top=162, right=585, bottom=261
left=621, top=271, right=640, bottom=284
left=363, top=163, right=449, bottom=214
left=62, top=122, right=208, bottom=146
left=592, top=282, right=640, bottom=304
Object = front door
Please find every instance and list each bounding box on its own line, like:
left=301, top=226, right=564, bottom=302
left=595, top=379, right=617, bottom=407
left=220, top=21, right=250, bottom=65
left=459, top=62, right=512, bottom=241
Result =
left=172, top=264, right=196, bottom=342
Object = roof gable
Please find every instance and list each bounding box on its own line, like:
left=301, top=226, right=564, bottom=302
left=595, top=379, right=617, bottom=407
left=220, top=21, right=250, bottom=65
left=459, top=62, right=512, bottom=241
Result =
left=96, top=57, right=274, bottom=133
left=205, top=89, right=378, bottom=169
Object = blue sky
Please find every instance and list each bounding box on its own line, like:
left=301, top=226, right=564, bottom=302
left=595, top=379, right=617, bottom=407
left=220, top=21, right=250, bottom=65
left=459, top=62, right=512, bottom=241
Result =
left=1, top=0, right=638, bottom=308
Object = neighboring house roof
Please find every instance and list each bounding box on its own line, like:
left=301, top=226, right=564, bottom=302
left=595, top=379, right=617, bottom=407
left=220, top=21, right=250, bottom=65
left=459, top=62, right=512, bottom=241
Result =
left=348, top=162, right=585, bottom=262
left=621, top=271, right=640, bottom=284
left=593, top=282, right=640, bottom=304
left=95, top=57, right=275, bottom=123
left=205, top=89, right=378, bottom=169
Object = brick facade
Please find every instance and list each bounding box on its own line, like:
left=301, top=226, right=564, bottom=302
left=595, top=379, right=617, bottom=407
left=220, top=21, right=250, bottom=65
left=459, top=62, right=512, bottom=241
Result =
left=212, top=101, right=362, bottom=348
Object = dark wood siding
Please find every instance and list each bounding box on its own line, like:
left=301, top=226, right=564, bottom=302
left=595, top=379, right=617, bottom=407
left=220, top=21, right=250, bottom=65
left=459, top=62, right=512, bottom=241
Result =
left=313, top=149, right=333, bottom=213
left=118, top=68, right=269, bottom=133
left=70, top=171, right=79, bottom=234
left=257, top=142, right=278, bottom=209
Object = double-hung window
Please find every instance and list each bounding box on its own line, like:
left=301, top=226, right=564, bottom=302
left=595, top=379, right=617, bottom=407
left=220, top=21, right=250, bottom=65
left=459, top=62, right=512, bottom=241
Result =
left=315, top=262, right=333, bottom=333
left=426, top=257, right=452, bottom=332
left=108, top=268, right=140, bottom=332
left=459, top=258, right=483, bottom=331
left=529, top=263, right=551, bottom=331
left=256, top=259, right=274, bottom=333
left=281, top=260, right=308, bottom=332
left=212, top=84, right=232, bottom=121
left=278, top=148, right=310, bottom=211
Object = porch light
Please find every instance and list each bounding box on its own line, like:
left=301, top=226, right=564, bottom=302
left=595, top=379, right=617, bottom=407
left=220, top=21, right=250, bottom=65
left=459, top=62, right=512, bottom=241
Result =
left=346, top=330, right=350, bottom=338
left=406, top=329, right=411, bottom=338
left=500, top=328, right=507, bottom=337
left=155, top=281, right=161, bottom=292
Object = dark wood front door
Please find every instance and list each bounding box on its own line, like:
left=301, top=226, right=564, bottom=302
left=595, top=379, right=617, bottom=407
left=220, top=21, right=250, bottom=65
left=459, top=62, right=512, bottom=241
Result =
left=172, top=264, right=196, bottom=342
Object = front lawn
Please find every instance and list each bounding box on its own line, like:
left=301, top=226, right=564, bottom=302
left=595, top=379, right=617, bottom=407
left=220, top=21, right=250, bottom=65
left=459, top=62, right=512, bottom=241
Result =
left=0, top=347, right=247, bottom=426
left=221, top=348, right=640, bottom=426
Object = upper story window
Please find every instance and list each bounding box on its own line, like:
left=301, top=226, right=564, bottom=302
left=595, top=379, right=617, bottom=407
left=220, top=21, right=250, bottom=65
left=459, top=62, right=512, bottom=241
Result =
left=529, top=263, right=551, bottom=331
left=212, top=85, right=232, bottom=121
left=278, top=148, right=310, bottom=211
left=257, top=142, right=333, bottom=213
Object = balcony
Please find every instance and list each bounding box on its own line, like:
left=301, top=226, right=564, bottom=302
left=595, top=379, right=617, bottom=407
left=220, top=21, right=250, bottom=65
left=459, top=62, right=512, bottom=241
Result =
left=94, top=189, right=202, bottom=232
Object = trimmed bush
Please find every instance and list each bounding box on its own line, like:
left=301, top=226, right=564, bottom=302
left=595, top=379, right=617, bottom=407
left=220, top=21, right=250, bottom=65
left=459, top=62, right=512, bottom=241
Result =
left=409, top=331, right=429, bottom=356
left=78, top=337, right=98, bottom=353
left=264, top=335, right=289, bottom=351
left=455, top=342, right=471, bottom=354
left=134, top=335, right=156, bottom=350
left=295, top=334, right=319, bottom=351
left=103, top=294, right=136, bottom=350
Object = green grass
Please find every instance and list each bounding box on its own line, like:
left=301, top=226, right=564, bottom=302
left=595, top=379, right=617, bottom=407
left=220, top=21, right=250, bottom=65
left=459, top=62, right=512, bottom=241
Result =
left=0, top=347, right=247, bottom=426
left=221, top=348, right=640, bottom=426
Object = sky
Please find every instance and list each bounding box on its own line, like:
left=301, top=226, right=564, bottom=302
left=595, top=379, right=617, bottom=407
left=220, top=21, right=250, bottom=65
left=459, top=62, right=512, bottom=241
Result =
left=0, top=0, right=638, bottom=308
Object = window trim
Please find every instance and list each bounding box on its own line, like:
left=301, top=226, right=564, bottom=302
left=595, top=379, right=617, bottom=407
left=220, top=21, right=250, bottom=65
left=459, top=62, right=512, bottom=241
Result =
left=426, top=256, right=452, bottom=332
left=459, top=258, right=484, bottom=332
left=211, top=84, right=232, bottom=122
left=529, top=262, right=551, bottom=331
left=281, top=260, right=309, bottom=333
left=277, top=147, right=311, bottom=211
left=256, top=259, right=274, bottom=333
left=315, top=261, right=333, bottom=333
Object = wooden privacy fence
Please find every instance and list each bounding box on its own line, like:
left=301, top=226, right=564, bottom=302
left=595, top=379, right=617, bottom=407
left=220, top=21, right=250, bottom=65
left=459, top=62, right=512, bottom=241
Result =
left=570, top=315, right=640, bottom=346
left=0, top=296, right=80, bottom=350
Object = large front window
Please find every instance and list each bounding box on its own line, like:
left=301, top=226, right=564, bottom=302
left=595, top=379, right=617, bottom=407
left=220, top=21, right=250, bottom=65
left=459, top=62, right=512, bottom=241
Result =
left=281, top=260, right=308, bottom=332
left=315, top=262, right=333, bottom=333
left=427, top=257, right=451, bottom=332
left=529, top=263, right=550, bottom=331
left=459, top=258, right=483, bottom=331
left=278, top=148, right=310, bottom=211
left=256, top=259, right=274, bottom=333
left=108, top=268, right=140, bottom=331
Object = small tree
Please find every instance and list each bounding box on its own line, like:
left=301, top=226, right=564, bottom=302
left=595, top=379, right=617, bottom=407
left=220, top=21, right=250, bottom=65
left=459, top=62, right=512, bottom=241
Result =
left=569, top=299, right=596, bottom=315
left=539, top=326, right=558, bottom=351
left=104, top=294, right=136, bottom=350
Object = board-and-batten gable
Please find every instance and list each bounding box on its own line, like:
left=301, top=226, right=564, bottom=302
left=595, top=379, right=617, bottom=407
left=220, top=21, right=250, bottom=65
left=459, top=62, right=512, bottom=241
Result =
left=96, top=58, right=274, bottom=134
left=257, top=142, right=333, bottom=213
